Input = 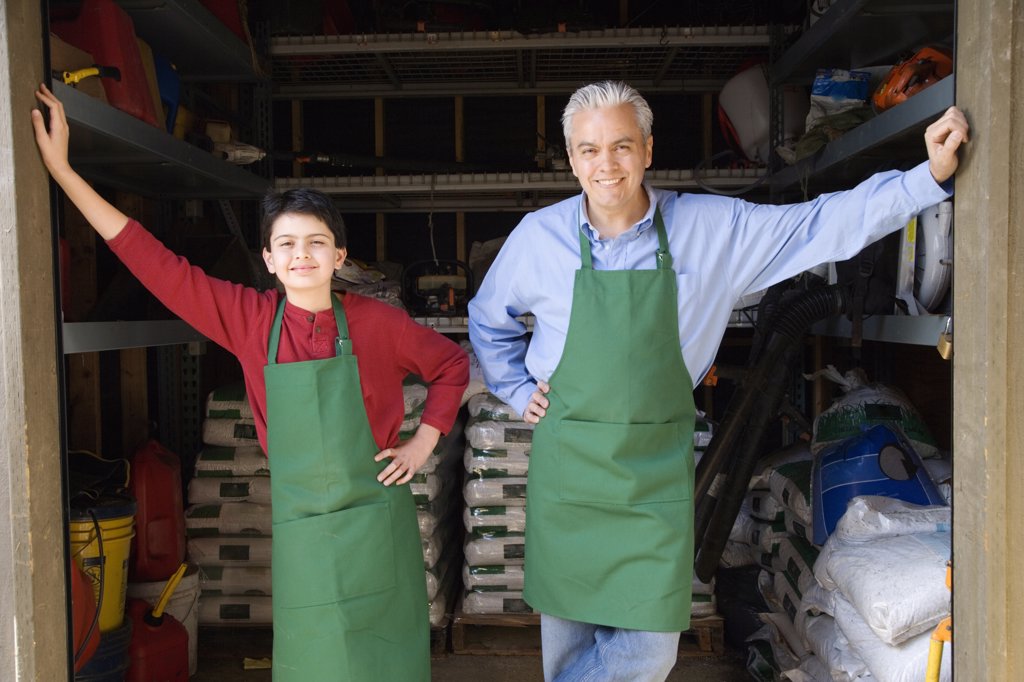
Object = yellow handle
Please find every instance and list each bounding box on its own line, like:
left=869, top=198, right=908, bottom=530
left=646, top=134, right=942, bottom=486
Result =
left=152, top=563, right=188, bottom=619
left=925, top=637, right=944, bottom=682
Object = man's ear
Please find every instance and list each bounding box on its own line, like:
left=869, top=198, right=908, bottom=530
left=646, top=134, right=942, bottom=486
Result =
left=263, top=248, right=275, bottom=274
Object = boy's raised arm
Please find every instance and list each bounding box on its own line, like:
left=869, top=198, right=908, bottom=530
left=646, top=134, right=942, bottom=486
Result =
left=31, top=83, right=131, bottom=241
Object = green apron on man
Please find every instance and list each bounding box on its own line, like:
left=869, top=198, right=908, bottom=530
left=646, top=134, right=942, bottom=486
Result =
left=263, top=295, right=429, bottom=681
left=524, top=208, right=697, bottom=632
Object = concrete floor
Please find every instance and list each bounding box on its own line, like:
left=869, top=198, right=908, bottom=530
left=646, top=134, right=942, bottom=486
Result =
left=191, top=627, right=751, bottom=681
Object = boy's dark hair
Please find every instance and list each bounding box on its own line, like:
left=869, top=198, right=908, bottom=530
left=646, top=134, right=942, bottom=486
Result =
left=260, top=188, right=347, bottom=251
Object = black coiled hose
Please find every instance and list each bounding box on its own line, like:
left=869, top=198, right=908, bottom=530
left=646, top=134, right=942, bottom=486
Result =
left=693, top=284, right=848, bottom=582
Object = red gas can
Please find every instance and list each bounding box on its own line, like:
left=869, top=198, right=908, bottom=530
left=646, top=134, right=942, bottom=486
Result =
left=125, top=597, right=188, bottom=682
left=51, top=0, right=159, bottom=126
left=128, top=440, right=186, bottom=582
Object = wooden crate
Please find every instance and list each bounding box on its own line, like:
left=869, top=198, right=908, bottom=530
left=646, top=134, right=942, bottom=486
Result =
left=678, top=615, right=725, bottom=658
left=452, top=597, right=541, bottom=655
left=452, top=601, right=725, bottom=658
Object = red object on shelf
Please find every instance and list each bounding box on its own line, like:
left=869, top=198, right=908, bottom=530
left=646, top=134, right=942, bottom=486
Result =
left=124, top=597, right=189, bottom=682
left=51, top=0, right=159, bottom=127
left=128, top=440, right=186, bottom=582
left=70, top=556, right=100, bottom=672
left=199, top=0, right=248, bottom=42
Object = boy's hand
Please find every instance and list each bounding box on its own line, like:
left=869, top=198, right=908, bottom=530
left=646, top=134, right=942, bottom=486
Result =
left=375, top=424, right=441, bottom=486
left=31, top=83, right=73, bottom=179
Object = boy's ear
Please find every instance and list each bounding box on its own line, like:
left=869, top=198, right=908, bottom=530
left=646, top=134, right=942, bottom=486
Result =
left=335, top=247, right=347, bottom=270
left=262, top=248, right=275, bottom=274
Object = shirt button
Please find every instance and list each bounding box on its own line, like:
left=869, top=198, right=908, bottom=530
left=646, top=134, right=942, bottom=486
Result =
left=306, top=315, right=314, bottom=322
left=315, top=326, right=322, bottom=333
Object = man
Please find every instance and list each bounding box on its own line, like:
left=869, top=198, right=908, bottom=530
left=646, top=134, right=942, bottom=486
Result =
left=468, top=80, right=968, bottom=681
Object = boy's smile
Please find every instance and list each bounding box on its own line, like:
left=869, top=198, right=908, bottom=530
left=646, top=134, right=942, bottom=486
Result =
left=262, top=213, right=346, bottom=309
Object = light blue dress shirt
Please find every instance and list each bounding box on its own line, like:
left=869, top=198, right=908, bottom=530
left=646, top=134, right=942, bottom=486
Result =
left=468, top=161, right=951, bottom=418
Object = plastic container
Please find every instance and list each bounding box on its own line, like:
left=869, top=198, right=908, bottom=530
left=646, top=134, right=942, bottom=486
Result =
left=124, top=597, right=188, bottom=682
left=127, top=564, right=200, bottom=675
left=128, top=440, right=186, bottom=582
left=812, top=424, right=947, bottom=544
left=74, top=618, right=132, bottom=682
left=51, top=0, right=159, bottom=126
left=70, top=499, right=137, bottom=632
left=70, top=557, right=100, bottom=673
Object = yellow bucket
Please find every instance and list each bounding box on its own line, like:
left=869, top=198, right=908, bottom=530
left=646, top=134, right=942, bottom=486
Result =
left=69, top=500, right=136, bottom=633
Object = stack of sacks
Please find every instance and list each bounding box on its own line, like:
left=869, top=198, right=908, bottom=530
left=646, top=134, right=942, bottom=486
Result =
left=331, top=259, right=404, bottom=308
left=721, top=443, right=811, bottom=574
left=402, top=376, right=466, bottom=629
left=717, top=443, right=817, bottom=680
left=789, top=496, right=951, bottom=682
left=187, top=384, right=273, bottom=625
left=459, top=340, right=489, bottom=407
left=461, top=393, right=533, bottom=615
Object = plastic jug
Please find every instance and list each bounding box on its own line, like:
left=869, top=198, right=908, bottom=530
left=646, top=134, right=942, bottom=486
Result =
left=128, top=440, right=186, bottom=582
left=125, top=564, right=189, bottom=682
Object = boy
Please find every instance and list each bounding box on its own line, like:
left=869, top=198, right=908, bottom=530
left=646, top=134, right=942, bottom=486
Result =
left=33, top=83, right=468, bottom=681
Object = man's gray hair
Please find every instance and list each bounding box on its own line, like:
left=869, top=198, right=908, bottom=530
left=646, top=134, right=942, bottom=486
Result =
left=561, top=81, right=654, bottom=150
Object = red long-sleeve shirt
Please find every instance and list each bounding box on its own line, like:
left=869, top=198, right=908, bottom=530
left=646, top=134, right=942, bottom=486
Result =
left=107, top=220, right=469, bottom=455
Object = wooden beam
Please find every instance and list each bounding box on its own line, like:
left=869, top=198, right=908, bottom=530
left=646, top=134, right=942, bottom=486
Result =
left=1, top=2, right=68, bottom=678
left=64, top=199, right=101, bottom=452
left=291, top=99, right=304, bottom=178
left=952, top=1, right=1024, bottom=678
left=455, top=96, right=466, bottom=262
left=375, top=98, right=387, bottom=261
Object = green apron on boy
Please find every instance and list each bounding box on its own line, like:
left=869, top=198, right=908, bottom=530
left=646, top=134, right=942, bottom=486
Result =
left=264, top=295, right=429, bottom=681
left=524, top=208, right=697, bottom=632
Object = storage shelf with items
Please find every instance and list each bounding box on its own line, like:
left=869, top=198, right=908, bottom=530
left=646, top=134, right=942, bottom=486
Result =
left=765, top=0, right=956, bottom=347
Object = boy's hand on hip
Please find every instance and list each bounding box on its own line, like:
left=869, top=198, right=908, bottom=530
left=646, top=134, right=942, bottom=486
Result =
left=375, top=424, right=440, bottom=486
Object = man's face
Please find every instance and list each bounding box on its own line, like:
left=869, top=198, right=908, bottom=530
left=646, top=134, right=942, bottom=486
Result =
left=262, top=213, right=345, bottom=294
left=567, top=103, right=653, bottom=223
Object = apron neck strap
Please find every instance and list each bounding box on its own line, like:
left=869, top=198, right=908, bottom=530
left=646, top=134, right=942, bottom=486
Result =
left=577, top=203, right=671, bottom=270
left=267, top=294, right=350, bottom=365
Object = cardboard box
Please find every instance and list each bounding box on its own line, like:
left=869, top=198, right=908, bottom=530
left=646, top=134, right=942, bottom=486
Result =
left=49, top=33, right=107, bottom=104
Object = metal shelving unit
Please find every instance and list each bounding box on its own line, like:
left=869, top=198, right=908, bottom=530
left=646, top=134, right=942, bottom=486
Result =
left=62, top=320, right=206, bottom=354
left=274, top=167, right=765, bottom=212
left=58, top=3, right=268, bottom=354
left=767, top=0, right=955, bottom=347
left=56, top=82, right=270, bottom=200
left=769, top=76, right=953, bottom=192
left=118, top=0, right=262, bottom=81
left=271, top=25, right=780, bottom=98
left=770, top=0, right=954, bottom=86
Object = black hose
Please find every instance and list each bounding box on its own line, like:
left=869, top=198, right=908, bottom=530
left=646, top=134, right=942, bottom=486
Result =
left=693, top=285, right=847, bottom=581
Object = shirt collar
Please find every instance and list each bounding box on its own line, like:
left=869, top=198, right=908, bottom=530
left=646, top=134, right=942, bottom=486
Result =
left=578, top=184, right=658, bottom=242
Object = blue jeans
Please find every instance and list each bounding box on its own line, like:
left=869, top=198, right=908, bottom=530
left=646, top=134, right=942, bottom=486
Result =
left=541, top=613, right=681, bottom=682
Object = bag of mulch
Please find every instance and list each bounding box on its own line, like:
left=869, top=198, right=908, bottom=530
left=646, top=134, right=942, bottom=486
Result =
left=463, top=505, right=527, bottom=537
left=816, top=530, right=950, bottom=645
left=464, top=446, right=530, bottom=478
left=833, top=591, right=951, bottom=682
left=205, top=383, right=254, bottom=420
left=464, top=534, right=526, bottom=567
left=768, top=460, right=813, bottom=526
left=466, top=419, right=534, bottom=452
left=185, top=502, right=272, bottom=537
left=807, top=366, right=937, bottom=458
left=464, top=477, right=528, bottom=506
left=463, top=563, right=526, bottom=592
left=188, top=476, right=272, bottom=505
left=749, top=490, right=786, bottom=522
left=202, top=417, right=259, bottom=447
left=468, top=392, right=521, bottom=422
left=193, top=446, right=269, bottom=478
left=199, top=565, right=272, bottom=596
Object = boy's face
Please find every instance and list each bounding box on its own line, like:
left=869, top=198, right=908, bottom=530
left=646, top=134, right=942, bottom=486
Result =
left=262, top=213, right=345, bottom=295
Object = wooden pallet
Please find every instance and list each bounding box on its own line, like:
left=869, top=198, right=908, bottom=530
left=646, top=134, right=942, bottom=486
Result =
left=452, top=602, right=725, bottom=658
left=451, top=596, right=541, bottom=655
